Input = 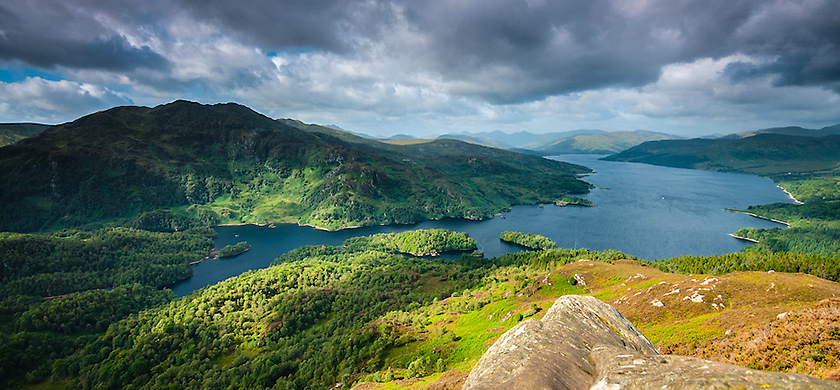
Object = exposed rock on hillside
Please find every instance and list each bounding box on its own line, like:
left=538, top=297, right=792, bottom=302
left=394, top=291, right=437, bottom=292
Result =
left=462, top=295, right=837, bottom=390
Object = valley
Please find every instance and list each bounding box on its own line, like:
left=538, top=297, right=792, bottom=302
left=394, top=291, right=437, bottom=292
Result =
left=0, top=102, right=839, bottom=390
left=3, top=2, right=840, bottom=389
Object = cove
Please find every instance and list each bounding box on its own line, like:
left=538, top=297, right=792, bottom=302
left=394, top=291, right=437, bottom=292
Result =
left=170, top=155, right=793, bottom=296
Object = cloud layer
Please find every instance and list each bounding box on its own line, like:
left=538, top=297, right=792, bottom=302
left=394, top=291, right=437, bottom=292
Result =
left=0, top=0, right=838, bottom=136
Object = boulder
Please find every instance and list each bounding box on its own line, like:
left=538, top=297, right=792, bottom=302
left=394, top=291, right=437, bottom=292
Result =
left=462, top=295, right=838, bottom=390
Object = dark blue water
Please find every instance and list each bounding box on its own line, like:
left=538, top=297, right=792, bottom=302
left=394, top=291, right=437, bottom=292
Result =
left=170, top=155, right=793, bottom=296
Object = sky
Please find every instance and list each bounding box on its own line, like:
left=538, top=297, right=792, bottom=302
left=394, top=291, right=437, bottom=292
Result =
left=0, top=0, right=839, bottom=138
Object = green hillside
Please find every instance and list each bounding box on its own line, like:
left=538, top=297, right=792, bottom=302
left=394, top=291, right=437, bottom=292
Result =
left=7, top=231, right=839, bottom=389
left=0, top=100, right=591, bottom=232
left=535, top=130, right=681, bottom=155
left=0, top=123, right=50, bottom=147
left=604, top=134, right=840, bottom=175
left=720, top=124, right=840, bottom=139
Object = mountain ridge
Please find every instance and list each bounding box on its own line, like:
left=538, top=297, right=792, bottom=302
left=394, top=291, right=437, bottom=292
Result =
left=0, top=100, right=591, bottom=232
left=604, top=133, right=840, bottom=175
left=534, top=129, right=681, bottom=155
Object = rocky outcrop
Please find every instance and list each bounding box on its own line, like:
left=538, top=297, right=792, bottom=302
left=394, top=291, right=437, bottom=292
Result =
left=462, top=295, right=838, bottom=390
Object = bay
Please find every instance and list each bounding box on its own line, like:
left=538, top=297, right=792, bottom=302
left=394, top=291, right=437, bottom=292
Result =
left=170, top=155, right=792, bottom=296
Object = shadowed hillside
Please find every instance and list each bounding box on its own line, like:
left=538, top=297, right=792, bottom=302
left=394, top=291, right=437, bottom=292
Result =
left=0, top=100, right=591, bottom=232
left=0, top=123, right=50, bottom=147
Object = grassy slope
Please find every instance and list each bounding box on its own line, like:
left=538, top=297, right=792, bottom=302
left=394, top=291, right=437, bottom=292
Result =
left=0, top=101, right=591, bottom=233
left=355, top=258, right=840, bottom=389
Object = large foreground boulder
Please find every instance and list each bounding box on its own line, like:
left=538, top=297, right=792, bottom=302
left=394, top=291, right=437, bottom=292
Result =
left=462, top=295, right=838, bottom=390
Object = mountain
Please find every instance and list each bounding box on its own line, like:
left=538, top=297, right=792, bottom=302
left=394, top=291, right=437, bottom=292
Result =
left=0, top=100, right=591, bottom=232
left=437, top=129, right=605, bottom=149
left=534, top=130, right=682, bottom=155
left=435, top=133, right=510, bottom=148
left=383, top=133, right=417, bottom=140
left=604, top=133, right=840, bottom=176
left=720, top=124, right=840, bottom=139
left=0, top=123, right=51, bottom=147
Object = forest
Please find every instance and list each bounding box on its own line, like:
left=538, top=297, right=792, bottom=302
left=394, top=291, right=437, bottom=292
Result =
left=0, top=227, right=215, bottom=387
left=3, top=228, right=840, bottom=389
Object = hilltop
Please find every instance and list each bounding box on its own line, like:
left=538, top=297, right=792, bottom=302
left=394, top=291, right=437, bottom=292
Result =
left=463, top=295, right=836, bottom=389
left=0, top=100, right=591, bottom=232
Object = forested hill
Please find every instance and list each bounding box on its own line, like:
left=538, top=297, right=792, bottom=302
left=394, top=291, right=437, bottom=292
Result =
left=603, top=133, right=840, bottom=176
left=719, top=124, right=840, bottom=139
left=0, top=100, right=591, bottom=232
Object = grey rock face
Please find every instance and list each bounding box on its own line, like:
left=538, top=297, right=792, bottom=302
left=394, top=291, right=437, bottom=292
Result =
left=462, top=295, right=838, bottom=390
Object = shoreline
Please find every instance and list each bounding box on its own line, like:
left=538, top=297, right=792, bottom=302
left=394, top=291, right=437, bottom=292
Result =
left=726, top=209, right=790, bottom=226
left=777, top=185, right=804, bottom=205
left=210, top=201, right=567, bottom=232
left=727, top=233, right=759, bottom=243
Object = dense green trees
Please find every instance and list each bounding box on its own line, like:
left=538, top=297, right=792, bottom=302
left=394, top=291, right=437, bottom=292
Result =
left=59, top=239, right=496, bottom=390
left=0, top=227, right=214, bottom=388
left=0, top=227, right=215, bottom=299
left=654, top=251, right=840, bottom=282
left=728, top=174, right=840, bottom=258
left=5, top=225, right=837, bottom=389
left=342, top=229, right=477, bottom=256
left=500, top=231, right=557, bottom=250
left=217, top=241, right=251, bottom=258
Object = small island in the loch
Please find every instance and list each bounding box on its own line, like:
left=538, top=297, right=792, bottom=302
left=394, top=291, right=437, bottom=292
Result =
left=555, top=195, right=595, bottom=207
left=216, top=241, right=252, bottom=258
left=500, top=231, right=557, bottom=250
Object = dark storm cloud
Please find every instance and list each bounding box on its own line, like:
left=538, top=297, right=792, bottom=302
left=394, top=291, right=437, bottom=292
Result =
left=388, top=0, right=840, bottom=103
left=0, top=0, right=838, bottom=108
left=0, top=1, right=168, bottom=71
left=723, top=0, right=840, bottom=92
left=175, top=0, right=370, bottom=52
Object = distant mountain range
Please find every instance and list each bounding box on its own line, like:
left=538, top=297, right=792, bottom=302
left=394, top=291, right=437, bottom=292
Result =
left=437, top=129, right=605, bottom=150
left=0, top=101, right=590, bottom=232
left=436, top=129, right=680, bottom=155
left=720, top=124, right=840, bottom=139
left=0, top=123, right=50, bottom=147
left=605, top=126, right=840, bottom=176
left=532, top=130, right=682, bottom=155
